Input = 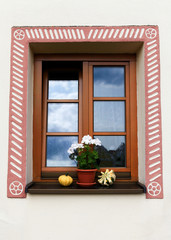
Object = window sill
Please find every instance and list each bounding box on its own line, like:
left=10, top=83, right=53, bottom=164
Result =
left=26, top=181, right=146, bottom=194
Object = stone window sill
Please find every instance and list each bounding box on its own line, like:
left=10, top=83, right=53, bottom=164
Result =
left=26, top=181, right=146, bottom=194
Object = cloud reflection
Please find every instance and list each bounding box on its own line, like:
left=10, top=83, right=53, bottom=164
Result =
left=94, top=67, right=125, bottom=97
left=46, top=136, right=77, bottom=167
left=48, top=103, right=78, bottom=132
left=48, top=80, right=78, bottom=99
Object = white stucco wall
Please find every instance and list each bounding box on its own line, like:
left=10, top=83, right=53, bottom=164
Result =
left=0, top=0, right=171, bottom=240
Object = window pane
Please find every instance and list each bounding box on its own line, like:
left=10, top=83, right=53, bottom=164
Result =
left=46, top=136, right=77, bottom=167
left=95, top=136, right=126, bottom=167
left=48, top=80, right=78, bottom=100
left=94, top=101, right=125, bottom=132
left=94, top=66, right=125, bottom=97
left=48, top=70, right=78, bottom=99
left=47, top=103, right=78, bottom=132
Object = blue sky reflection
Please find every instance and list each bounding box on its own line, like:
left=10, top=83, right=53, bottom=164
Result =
left=48, top=80, right=78, bottom=99
left=94, top=66, right=125, bottom=97
left=46, top=136, right=77, bottom=167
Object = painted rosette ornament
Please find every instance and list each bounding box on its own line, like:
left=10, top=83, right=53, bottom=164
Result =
left=145, top=28, right=157, bottom=39
left=98, top=169, right=116, bottom=186
left=147, top=182, right=161, bottom=196
left=9, top=181, right=23, bottom=195
left=14, top=29, right=25, bottom=40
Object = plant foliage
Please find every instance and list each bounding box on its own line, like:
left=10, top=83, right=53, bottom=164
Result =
left=68, top=135, right=101, bottom=169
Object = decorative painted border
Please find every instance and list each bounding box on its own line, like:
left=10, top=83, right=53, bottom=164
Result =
left=7, top=26, right=163, bottom=198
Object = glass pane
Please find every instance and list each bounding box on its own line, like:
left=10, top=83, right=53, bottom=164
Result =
left=95, top=136, right=126, bottom=167
left=48, top=80, right=78, bottom=100
left=46, top=136, right=77, bottom=167
left=47, top=103, right=78, bottom=132
left=94, top=101, right=125, bottom=132
left=94, top=66, right=125, bottom=97
left=48, top=71, right=78, bottom=99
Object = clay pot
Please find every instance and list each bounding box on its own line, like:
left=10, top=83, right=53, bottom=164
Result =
left=77, top=169, right=97, bottom=183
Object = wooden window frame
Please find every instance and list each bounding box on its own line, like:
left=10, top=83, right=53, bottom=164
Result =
left=33, top=54, right=137, bottom=182
left=42, top=65, right=83, bottom=172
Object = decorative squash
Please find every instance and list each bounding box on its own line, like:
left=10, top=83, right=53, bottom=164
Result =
left=98, top=169, right=116, bottom=186
left=58, top=174, right=73, bottom=186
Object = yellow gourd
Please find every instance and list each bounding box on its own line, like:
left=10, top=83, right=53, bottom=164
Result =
left=58, top=174, right=73, bottom=186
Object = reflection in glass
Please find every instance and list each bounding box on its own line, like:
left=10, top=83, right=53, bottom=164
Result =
left=95, top=136, right=126, bottom=167
left=48, top=80, right=78, bottom=100
left=94, top=101, right=125, bottom=132
left=47, top=103, right=78, bottom=132
left=94, top=66, right=125, bottom=97
left=46, top=136, right=78, bottom=167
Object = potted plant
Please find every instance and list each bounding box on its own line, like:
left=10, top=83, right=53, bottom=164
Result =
left=67, top=135, right=101, bottom=186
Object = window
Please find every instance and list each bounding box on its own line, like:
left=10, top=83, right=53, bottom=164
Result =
left=8, top=26, right=162, bottom=198
left=33, top=54, right=138, bottom=182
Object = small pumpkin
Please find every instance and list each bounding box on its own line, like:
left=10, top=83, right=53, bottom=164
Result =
left=58, top=174, right=73, bottom=186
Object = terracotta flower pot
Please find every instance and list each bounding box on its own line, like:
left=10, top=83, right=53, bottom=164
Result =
left=77, top=169, right=97, bottom=183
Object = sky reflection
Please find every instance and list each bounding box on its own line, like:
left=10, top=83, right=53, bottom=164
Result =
left=94, top=66, right=125, bottom=97
left=48, top=80, right=78, bottom=99
left=46, top=136, right=77, bottom=167
left=47, top=103, right=78, bottom=132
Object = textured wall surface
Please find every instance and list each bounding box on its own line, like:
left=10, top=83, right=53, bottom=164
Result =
left=0, top=0, right=171, bottom=239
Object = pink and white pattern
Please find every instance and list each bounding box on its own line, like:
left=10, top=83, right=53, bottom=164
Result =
left=7, top=26, right=163, bottom=198
left=8, top=35, right=27, bottom=198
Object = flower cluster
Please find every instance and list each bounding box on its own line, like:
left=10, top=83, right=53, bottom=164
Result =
left=67, top=143, right=84, bottom=155
left=81, top=135, right=101, bottom=146
left=67, top=135, right=101, bottom=155
left=67, top=135, right=102, bottom=169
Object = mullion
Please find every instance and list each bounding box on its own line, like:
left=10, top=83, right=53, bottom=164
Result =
left=47, top=99, right=79, bottom=103
left=46, top=133, right=79, bottom=136
left=93, top=98, right=126, bottom=101
left=93, top=132, right=126, bottom=136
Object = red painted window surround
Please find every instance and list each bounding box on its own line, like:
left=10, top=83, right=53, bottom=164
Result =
left=7, top=26, right=163, bottom=198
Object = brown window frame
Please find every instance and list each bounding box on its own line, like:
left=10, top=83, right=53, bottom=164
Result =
left=33, top=54, right=137, bottom=182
